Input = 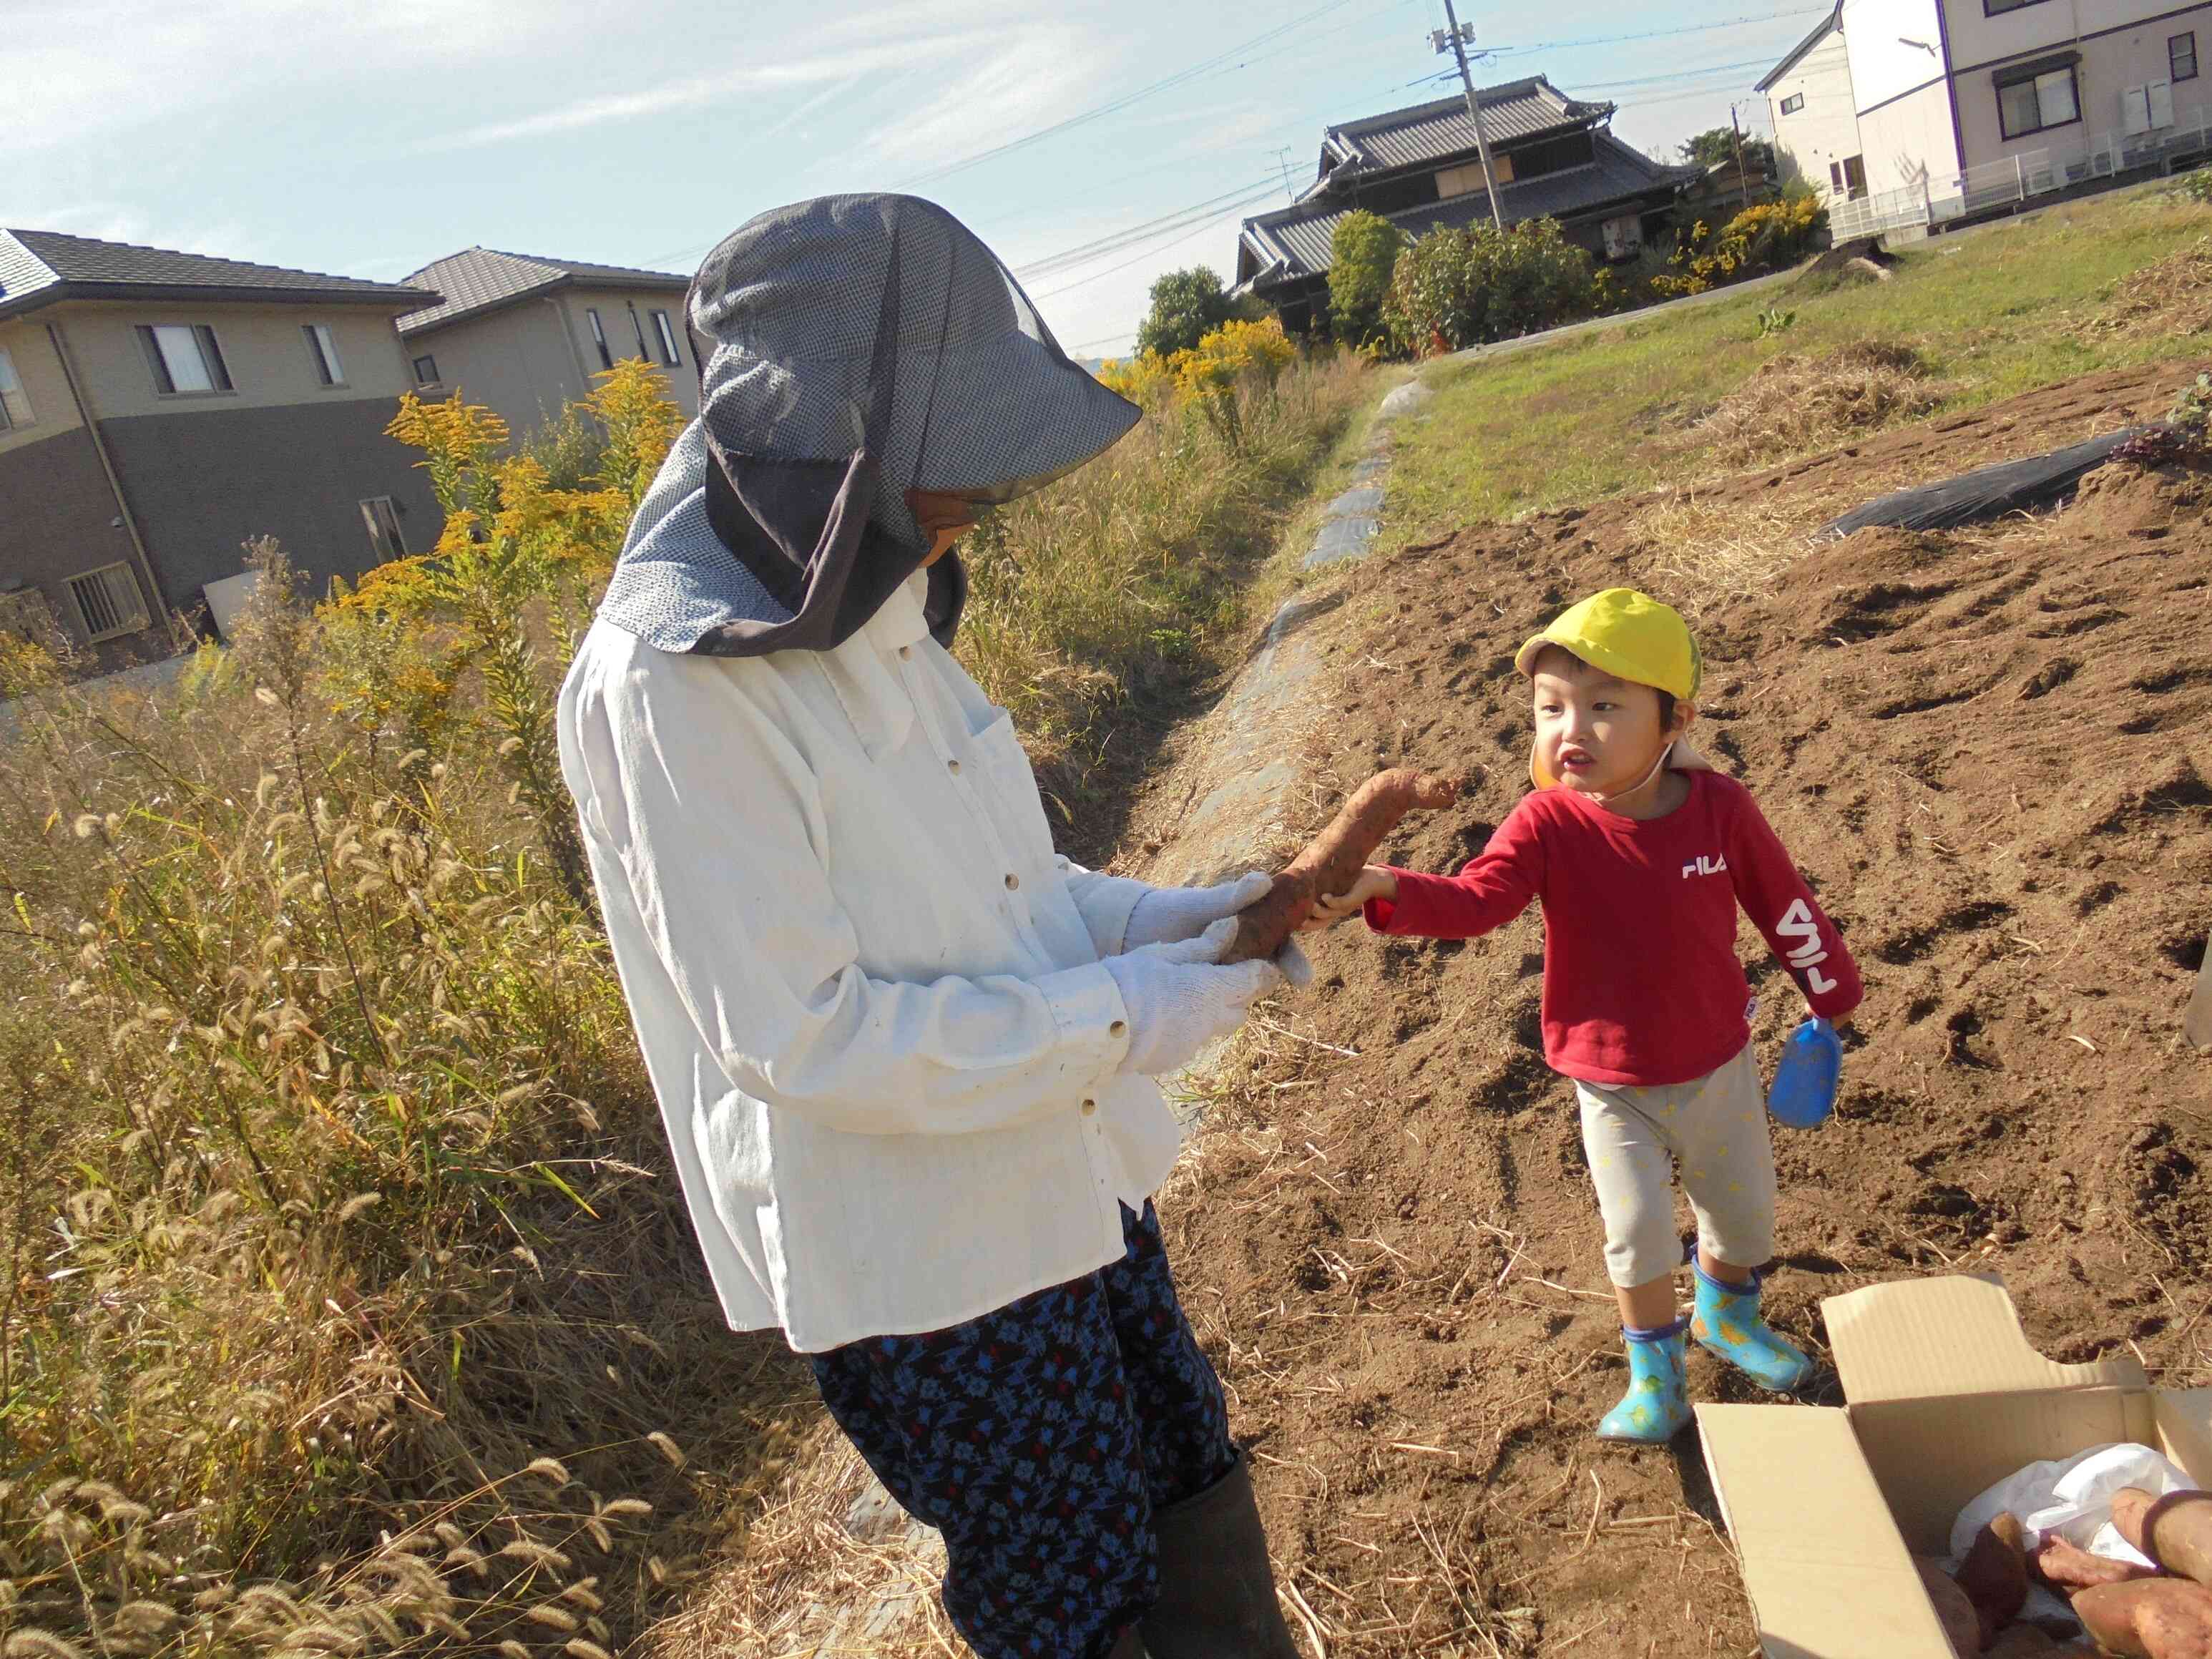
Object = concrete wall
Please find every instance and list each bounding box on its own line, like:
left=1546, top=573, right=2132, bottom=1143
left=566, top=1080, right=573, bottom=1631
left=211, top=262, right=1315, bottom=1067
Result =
left=1769, top=28, right=1867, bottom=190
left=404, top=295, right=590, bottom=438
left=1941, top=0, right=2212, bottom=175
left=98, top=394, right=439, bottom=612
left=557, top=288, right=698, bottom=416
left=0, top=421, right=166, bottom=668
left=0, top=315, right=86, bottom=461
left=55, top=300, right=414, bottom=420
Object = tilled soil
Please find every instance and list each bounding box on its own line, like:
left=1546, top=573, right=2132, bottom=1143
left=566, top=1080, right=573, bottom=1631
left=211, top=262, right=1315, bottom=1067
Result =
left=1139, top=408, right=2212, bottom=1655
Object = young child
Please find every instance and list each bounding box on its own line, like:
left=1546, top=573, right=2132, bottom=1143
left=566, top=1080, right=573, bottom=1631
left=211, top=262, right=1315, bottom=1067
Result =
left=1308, top=588, right=1862, bottom=1444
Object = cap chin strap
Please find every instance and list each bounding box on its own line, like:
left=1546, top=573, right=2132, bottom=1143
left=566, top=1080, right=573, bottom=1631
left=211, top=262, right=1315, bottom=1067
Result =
left=1587, top=739, right=1676, bottom=808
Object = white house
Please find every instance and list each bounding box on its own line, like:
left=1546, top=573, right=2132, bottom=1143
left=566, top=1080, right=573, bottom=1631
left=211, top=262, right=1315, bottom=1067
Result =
left=1758, top=5, right=1867, bottom=199
left=1762, top=0, right=2212, bottom=234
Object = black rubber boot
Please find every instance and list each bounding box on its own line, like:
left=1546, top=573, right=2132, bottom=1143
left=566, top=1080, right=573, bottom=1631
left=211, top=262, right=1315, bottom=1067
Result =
left=1138, top=1450, right=1301, bottom=1659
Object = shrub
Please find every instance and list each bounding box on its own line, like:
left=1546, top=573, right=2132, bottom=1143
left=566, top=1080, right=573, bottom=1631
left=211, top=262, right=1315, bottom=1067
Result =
left=2176, top=167, right=2212, bottom=205
left=1327, top=210, right=1405, bottom=348
left=1381, top=216, right=1601, bottom=353
left=1655, top=195, right=1828, bottom=298
left=1135, top=265, right=1239, bottom=359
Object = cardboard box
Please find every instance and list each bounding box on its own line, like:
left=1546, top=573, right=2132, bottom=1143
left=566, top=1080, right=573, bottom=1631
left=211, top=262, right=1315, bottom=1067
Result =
left=1698, top=1274, right=2212, bottom=1658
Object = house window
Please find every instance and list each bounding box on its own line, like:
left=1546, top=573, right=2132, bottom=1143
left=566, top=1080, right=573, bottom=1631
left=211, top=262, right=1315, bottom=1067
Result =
left=411, top=353, right=440, bottom=386
left=360, top=497, right=406, bottom=563
left=67, top=562, right=149, bottom=642
left=1983, top=0, right=2051, bottom=13
left=1997, top=61, right=2080, bottom=140
left=1831, top=155, right=1867, bottom=197
left=2176, top=32, right=2199, bottom=83
left=652, top=309, right=681, bottom=366
left=587, top=308, right=612, bottom=371
left=1437, top=155, right=1514, bottom=198
left=627, top=301, right=651, bottom=360
left=0, top=346, right=33, bottom=431
left=302, top=323, right=346, bottom=386
left=1780, top=92, right=1805, bottom=114
left=137, top=324, right=233, bottom=395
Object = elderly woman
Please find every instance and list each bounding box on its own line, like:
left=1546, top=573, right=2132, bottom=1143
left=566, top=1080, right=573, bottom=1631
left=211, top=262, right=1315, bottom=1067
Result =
left=557, top=195, right=1304, bottom=1659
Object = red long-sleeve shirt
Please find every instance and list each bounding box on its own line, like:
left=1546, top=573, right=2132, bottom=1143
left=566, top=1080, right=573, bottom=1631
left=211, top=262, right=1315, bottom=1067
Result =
left=1366, top=771, right=1861, bottom=1087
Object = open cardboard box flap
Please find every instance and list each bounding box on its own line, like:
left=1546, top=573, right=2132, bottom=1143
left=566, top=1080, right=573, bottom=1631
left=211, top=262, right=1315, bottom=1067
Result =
left=1700, top=1276, right=2193, bottom=1658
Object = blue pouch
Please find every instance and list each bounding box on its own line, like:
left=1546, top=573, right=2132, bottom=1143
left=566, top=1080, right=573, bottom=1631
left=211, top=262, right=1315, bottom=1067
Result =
left=1766, top=1017, right=1841, bottom=1129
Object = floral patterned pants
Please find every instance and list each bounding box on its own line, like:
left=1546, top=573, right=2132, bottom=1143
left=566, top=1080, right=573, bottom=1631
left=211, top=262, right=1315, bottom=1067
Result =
left=809, top=1202, right=1235, bottom=1659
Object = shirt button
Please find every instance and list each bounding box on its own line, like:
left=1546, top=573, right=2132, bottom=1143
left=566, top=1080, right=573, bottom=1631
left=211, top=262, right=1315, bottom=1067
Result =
left=1110, top=1020, right=1127, bottom=1038
left=1081, top=1098, right=1098, bottom=1117
left=1004, top=873, right=1019, bottom=891
left=947, top=758, right=961, bottom=775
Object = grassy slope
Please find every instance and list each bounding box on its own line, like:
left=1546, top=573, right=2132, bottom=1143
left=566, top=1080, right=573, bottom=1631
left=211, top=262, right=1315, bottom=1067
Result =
left=1384, top=184, right=2212, bottom=536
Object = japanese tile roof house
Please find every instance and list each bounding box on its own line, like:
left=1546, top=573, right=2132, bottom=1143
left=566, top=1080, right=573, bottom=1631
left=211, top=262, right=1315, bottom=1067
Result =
left=0, top=228, right=439, bottom=670
left=1235, top=76, right=1700, bottom=333
left=395, top=248, right=698, bottom=439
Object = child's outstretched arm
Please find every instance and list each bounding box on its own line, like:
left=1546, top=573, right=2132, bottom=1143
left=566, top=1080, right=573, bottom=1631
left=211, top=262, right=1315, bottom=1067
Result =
left=1725, top=791, right=1863, bottom=1024
left=1306, top=803, right=1544, bottom=941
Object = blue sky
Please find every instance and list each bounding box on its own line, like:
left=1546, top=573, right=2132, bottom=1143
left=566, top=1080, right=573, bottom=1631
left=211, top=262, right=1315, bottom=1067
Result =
left=6, top=0, right=1829, bottom=361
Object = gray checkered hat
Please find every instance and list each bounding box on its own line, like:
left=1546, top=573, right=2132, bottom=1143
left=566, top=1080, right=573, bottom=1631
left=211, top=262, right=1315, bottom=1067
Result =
left=597, top=194, right=1140, bottom=657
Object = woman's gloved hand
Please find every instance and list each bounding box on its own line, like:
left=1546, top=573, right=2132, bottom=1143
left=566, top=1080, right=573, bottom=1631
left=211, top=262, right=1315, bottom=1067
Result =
left=1123, top=871, right=1313, bottom=987
left=1103, top=919, right=1284, bottom=1078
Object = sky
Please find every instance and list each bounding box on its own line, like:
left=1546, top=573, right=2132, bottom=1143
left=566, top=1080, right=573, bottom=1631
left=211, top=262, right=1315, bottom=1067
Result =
left=4, top=0, right=1832, bottom=361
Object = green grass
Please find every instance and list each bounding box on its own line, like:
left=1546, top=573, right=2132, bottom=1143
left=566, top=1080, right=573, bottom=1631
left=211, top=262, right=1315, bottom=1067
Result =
left=1382, top=183, right=2212, bottom=537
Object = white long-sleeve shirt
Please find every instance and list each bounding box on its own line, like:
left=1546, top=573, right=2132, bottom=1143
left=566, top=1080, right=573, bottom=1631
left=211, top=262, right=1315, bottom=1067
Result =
left=555, top=570, right=1181, bottom=1351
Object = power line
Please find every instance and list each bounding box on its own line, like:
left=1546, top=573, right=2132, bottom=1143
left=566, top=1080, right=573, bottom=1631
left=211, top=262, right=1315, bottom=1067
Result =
left=896, top=0, right=1367, bottom=188
left=1032, top=185, right=1286, bottom=301
left=1013, top=175, right=1283, bottom=279
left=1484, top=7, right=1829, bottom=58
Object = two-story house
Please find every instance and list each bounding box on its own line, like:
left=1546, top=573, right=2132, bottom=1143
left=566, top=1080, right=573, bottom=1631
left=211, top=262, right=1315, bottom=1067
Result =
left=1762, top=0, right=2212, bottom=233
left=0, top=230, right=440, bottom=670
left=1235, top=77, right=1700, bottom=334
left=1760, top=6, right=1869, bottom=201
left=395, top=248, right=698, bottom=441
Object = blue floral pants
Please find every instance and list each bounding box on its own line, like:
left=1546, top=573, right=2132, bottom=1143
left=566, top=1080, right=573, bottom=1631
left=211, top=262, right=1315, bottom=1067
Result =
left=810, top=1202, right=1235, bottom=1659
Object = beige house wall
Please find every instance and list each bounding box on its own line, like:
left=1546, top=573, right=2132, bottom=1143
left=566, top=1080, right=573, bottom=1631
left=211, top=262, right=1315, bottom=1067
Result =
left=557, top=288, right=698, bottom=416
left=1858, top=79, right=1968, bottom=192
left=1941, top=0, right=2212, bottom=176
left=52, top=299, right=415, bottom=421
left=1768, top=29, right=1866, bottom=191
left=406, top=295, right=591, bottom=437
left=0, top=315, right=85, bottom=459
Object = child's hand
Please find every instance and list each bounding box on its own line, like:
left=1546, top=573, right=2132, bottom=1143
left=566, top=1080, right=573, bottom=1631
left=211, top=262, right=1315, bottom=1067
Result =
left=1299, top=866, right=1397, bottom=931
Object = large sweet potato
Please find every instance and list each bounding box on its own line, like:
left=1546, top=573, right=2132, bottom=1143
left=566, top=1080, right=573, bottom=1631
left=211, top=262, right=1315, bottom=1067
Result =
left=2072, top=1577, right=2212, bottom=1658
left=1961, top=1513, right=2032, bottom=1645
left=2113, top=1489, right=2212, bottom=1589
left=2036, top=1535, right=2163, bottom=1594
left=1223, top=769, right=1459, bottom=963
left=1919, top=1557, right=1984, bottom=1658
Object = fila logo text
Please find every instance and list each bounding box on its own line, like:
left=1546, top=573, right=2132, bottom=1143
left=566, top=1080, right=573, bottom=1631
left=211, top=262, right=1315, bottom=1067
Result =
left=1682, top=854, right=1729, bottom=879
left=1776, top=898, right=1840, bottom=996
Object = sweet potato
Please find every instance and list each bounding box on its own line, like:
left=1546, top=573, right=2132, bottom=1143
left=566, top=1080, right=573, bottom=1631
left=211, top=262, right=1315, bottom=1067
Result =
left=1961, top=1513, right=2032, bottom=1645
left=2036, top=1535, right=2163, bottom=1594
left=1919, top=1557, right=1985, bottom=1658
left=2113, top=1488, right=2212, bottom=1589
left=1223, top=768, right=1459, bottom=964
left=2072, top=1577, right=2212, bottom=1658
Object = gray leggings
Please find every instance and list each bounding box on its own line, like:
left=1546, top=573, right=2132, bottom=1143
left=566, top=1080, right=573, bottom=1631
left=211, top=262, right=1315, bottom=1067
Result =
left=1575, top=1044, right=1778, bottom=1288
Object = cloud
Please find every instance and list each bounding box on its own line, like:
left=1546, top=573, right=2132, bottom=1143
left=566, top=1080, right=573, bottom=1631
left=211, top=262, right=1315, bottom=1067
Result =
left=860, top=19, right=1132, bottom=178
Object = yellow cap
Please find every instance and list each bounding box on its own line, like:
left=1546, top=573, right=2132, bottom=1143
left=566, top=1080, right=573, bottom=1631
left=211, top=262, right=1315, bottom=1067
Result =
left=1517, top=589, right=1700, bottom=791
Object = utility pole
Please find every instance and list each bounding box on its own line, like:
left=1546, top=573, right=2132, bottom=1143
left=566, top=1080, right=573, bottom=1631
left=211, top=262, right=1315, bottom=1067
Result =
left=1728, top=104, right=1749, bottom=209
left=1434, top=2, right=1505, bottom=229
left=1272, top=145, right=1298, bottom=200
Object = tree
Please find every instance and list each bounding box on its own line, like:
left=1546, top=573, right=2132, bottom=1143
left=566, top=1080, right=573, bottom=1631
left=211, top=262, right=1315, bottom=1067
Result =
left=1381, top=217, right=1601, bottom=354
left=1327, top=211, right=1405, bottom=348
left=1136, top=265, right=1238, bottom=359
left=1679, top=126, right=1776, bottom=175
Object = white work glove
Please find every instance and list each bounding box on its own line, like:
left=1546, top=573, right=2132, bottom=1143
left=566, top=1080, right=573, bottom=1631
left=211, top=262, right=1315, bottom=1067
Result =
left=1103, top=919, right=1284, bottom=1078
left=1124, top=871, right=1313, bottom=987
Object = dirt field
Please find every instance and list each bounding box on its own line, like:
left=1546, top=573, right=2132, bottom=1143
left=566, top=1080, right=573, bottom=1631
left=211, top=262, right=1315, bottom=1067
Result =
left=1129, top=363, right=2212, bottom=1657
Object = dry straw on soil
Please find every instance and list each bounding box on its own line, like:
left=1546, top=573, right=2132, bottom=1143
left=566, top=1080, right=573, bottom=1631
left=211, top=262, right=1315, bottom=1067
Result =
left=1, top=344, right=1366, bottom=1659
left=1689, top=341, right=1946, bottom=466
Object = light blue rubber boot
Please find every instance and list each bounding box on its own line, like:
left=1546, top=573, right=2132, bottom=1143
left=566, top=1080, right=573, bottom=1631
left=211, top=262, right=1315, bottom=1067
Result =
left=1691, top=1261, right=1812, bottom=1393
left=1596, top=1317, right=1691, bottom=1444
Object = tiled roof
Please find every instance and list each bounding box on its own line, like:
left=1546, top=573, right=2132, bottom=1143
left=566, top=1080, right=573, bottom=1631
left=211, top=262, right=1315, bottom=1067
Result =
left=1243, top=132, right=1696, bottom=288
left=1324, top=78, right=1612, bottom=173
left=0, top=228, right=434, bottom=320
left=396, top=247, right=689, bottom=334
left=1756, top=3, right=1845, bottom=92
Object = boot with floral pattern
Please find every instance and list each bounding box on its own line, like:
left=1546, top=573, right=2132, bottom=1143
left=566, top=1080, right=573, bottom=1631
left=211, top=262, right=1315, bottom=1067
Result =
left=1596, top=1317, right=1691, bottom=1443
left=1691, top=1261, right=1811, bottom=1393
